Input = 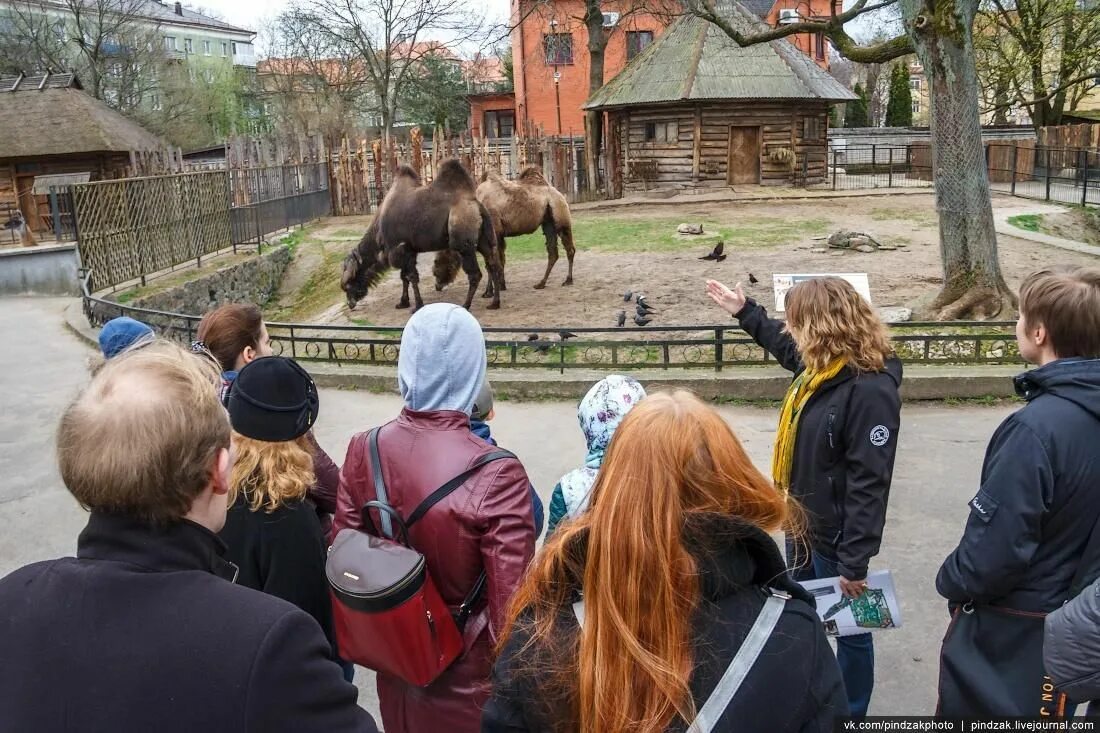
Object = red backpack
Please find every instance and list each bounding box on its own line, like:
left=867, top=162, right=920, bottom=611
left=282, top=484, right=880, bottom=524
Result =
left=326, top=427, right=513, bottom=687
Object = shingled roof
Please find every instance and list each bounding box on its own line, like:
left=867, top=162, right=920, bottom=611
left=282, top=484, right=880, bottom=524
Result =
left=584, top=0, right=856, bottom=110
left=0, top=74, right=164, bottom=159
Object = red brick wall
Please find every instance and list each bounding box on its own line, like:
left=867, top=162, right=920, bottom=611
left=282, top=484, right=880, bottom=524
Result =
left=763, top=0, right=840, bottom=69
left=468, top=94, right=517, bottom=137
left=511, top=0, right=838, bottom=135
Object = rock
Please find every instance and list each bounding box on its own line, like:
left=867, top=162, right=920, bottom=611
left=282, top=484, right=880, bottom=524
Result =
left=854, top=244, right=877, bottom=253
left=828, top=230, right=855, bottom=248
left=878, top=243, right=898, bottom=250
left=677, top=223, right=704, bottom=235
left=878, top=307, right=912, bottom=324
left=849, top=236, right=873, bottom=248
left=811, top=247, right=827, bottom=254
left=829, top=250, right=846, bottom=257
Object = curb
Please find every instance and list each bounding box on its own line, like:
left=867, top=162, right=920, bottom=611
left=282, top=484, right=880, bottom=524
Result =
left=66, top=301, right=1022, bottom=402
left=571, top=187, right=933, bottom=214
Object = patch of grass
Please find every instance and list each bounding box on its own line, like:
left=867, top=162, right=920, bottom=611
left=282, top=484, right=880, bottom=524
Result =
left=265, top=240, right=353, bottom=322
left=1008, top=214, right=1043, bottom=232
left=504, top=216, right=830, bottom=259
left=281, top=229, right=306, bottom=254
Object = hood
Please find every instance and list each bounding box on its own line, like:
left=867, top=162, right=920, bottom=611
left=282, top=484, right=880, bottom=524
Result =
left=576, top=375, right=647, bottom=467
left=1015, top=358, right=1100, bottom=420
left=398, top=303, right=486, bottom=414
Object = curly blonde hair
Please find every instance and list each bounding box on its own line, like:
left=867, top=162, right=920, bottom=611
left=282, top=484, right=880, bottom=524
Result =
left=785, top=277, right=893, bottom=373
left=229, top=433, right=314, bottom=513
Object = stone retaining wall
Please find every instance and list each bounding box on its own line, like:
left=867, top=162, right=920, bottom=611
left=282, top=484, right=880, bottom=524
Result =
left=123, top=245, right=291, bottom=314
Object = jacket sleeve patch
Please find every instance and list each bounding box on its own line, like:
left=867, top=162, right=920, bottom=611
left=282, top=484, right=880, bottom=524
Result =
left=969, top=490, right=999, bottom=523
left=869, top=424, right=891, bottom=447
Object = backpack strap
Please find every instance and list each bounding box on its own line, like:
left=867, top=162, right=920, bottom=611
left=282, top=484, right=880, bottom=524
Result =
left=571, top=590, right=788, bottom=733
left=365, top=425, right=516, bottom=630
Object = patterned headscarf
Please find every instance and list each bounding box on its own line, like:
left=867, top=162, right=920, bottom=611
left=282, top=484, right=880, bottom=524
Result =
left=558, top=375, right=647, bottom=520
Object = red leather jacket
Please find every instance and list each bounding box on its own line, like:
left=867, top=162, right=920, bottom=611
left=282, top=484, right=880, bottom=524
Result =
left=334, top=407, right=535, bottom=733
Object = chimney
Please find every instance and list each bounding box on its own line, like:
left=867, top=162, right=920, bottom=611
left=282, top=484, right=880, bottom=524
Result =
left=174, top=1, right=182, bottom=15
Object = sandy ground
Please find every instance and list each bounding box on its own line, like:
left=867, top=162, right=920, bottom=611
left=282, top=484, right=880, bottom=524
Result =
left=309, top=193, right=1099, bottom=331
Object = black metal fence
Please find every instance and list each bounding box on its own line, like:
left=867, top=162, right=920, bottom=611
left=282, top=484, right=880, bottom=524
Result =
left=229, top=163, right=330, bottom=246
left=82, top=275, right=1023, bottom=371
left=824, top=141, right=1100, bottom=207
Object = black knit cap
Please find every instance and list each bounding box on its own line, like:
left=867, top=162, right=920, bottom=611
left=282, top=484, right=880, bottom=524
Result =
left=227, top=356, right=319, bottom=442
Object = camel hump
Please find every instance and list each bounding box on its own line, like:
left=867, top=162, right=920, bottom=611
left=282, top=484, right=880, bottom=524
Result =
left=517, top=167, right=548, bottom=186
left=434, top=158, right=476, bottom=193
left=394, top=165, right=422, bottom=185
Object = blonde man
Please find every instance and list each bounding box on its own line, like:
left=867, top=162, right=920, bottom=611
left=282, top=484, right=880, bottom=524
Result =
left=0, top=341, right=378, bottom=733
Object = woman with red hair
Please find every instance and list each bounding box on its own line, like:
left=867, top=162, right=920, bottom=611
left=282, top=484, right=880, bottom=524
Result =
left=483, top=390, right=846, bottom=733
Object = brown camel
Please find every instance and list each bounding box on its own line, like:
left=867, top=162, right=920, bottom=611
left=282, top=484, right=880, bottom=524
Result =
left=340, top=160, right=503, bottom=311
left=477, top=167, right=575, bottom=290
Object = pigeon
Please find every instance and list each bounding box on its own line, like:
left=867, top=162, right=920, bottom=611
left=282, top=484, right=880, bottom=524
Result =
left=749, top=272, right=760, bottom=285
left=616, top=310, right=626, bottom=328
left=715, top=255, right=727, bottom=262
left=637, top=303, right=656, bottom=317
left=637, top=295, right=651, bottom=309
left=526, top=334, right=539, bottom=341
left=623, top=290, right=633, bottom=302
left=699, top=241, right=725, bottom=261
left=634, top=315, right=653, bottom=327
left=559, top=331, right=578, bottom=341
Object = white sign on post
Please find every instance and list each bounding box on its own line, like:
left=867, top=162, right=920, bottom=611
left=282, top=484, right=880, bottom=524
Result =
left=773, top=273, right=872, bottom=312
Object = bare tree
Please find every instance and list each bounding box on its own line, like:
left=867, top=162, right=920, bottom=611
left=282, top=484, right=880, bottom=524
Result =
left=260, top=9, right=373, bottom=146
left=974, top=0, right=1100, bottom=129
left=0, top=0, right=166, bottom=114
left=288, top=0, right=488, bottom=141
left=684, top=0, right=1015, bottom=319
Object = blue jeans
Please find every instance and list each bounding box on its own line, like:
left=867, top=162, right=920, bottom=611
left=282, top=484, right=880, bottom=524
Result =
left=786, top=539, right=875, bottom=719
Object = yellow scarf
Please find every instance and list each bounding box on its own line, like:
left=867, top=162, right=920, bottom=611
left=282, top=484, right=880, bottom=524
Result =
left=772, top=359, right=847, bottom=494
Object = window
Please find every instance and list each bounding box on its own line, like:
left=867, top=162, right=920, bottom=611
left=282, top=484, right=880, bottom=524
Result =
left=626, top=31, right=654, bottom=61
left=232, top=41, right=238, bottom=54
left=803, top=116, right=823, bottom=141
left=163, top=36, right=176, bottom=51
left=912, top=99, right=921, bottom=115
left=203, top=40, right=211, bottom=55
left=221, top=42, right=228, bottom=56
left=184, top=38, right=192, bottom=53
left=643, top=120, right=678, bottom=143
left=150, top=93, right=162, bottom=111
left=909, top=77, right=921, bottom=91
left=543, top=33, right=573, bottom=65
left=484, top=110, right=516, bottom=138
left=814, top=32, right=825, bottom=61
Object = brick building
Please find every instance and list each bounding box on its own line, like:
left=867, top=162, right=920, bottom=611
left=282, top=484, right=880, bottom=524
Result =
left=511, top=0, right=839, bottom=136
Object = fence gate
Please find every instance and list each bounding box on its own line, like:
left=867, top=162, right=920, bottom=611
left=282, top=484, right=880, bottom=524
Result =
left=73, top=171, right=232, bottom=292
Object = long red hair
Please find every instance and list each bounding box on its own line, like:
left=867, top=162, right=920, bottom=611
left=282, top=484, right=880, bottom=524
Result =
left=500, top=390, right=795, bottom=732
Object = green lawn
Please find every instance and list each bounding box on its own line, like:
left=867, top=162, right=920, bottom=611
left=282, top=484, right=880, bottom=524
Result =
left=503, top=215, right=829, bottom=260
left=1007, top=214, right=1043, bottom=232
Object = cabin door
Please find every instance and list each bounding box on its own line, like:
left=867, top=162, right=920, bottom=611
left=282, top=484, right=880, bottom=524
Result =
left=727, top=126, right=761, bottom=185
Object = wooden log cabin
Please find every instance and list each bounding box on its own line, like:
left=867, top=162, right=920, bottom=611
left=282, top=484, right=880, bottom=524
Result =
left=0, top=73, right=162, bottom=237
left=585, top=1, right=855, bottom=195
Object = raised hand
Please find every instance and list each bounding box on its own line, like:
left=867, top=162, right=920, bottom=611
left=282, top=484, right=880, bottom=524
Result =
left=705, top=279, right=747, bottom=317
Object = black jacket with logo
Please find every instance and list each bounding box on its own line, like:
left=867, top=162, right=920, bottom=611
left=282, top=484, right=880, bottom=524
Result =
left=736, top=299, right=903, bottom=580
left=937, top=358, right=1100, bottom=612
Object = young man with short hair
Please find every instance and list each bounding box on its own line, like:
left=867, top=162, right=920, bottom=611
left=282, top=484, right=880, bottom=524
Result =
left=0, top=341, right=378, bottom=733
left=937, top=267, right=1100, bottom=716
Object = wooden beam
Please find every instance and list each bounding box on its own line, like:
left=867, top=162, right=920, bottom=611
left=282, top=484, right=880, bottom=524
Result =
left=692, top=106, right=702, bottom=182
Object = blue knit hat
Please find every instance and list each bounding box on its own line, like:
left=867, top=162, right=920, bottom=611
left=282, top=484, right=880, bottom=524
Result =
left=98, top=317, right=155, bottom=359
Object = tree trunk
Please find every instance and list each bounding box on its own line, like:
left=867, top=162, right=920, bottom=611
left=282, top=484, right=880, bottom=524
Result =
left=584, top=6, right=607, bottom=194
left=902, top=0, right=1016, bottom=319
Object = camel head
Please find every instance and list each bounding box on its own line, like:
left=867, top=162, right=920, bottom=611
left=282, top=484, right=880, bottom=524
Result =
left=340, top=223, right=388, bottom=309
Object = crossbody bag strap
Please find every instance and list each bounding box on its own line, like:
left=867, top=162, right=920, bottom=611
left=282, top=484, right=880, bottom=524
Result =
left=405, top=449, right=516, bottom=528
left=366, top=427, right=394, bottom=539
left=570, top=590, right=788, bottom=733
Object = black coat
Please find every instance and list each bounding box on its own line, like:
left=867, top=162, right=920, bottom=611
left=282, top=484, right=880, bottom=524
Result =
left=937, top=358, right=1100, bottom=612
left=0, top=512, right=378, bottom=733
left=737, top=299, right=903, bottom=580
left=219, top=495, right=335, bottom=650
left=482, top=514, right=847, bottom=733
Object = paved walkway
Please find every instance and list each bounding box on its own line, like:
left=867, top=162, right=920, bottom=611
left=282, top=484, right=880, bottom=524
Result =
left=994, top=201, right=1100, bottom=257
left=0, top=296, right=1024, bottom=716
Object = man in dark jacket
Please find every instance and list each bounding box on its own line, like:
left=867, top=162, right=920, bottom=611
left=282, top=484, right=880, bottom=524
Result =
left=0, top=341, right=378, bottom=733
left=937, top=267, right=1100, bottom=715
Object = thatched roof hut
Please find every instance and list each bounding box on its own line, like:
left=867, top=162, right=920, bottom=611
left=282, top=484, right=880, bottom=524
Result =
left=585, top=0, right=855, bottom=193
left=0, top=73, right=163, bottom=234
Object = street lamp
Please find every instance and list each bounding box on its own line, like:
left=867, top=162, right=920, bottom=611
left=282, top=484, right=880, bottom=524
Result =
left=553, top=68, right=562, bottom=135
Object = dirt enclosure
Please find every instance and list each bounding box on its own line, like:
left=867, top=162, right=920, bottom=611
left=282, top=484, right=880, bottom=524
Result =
left=269, top=193, right=1098, bottom=331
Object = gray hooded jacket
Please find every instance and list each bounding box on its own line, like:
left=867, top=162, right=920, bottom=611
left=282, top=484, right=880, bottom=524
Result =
left=397, top=303, right=487, bottom=415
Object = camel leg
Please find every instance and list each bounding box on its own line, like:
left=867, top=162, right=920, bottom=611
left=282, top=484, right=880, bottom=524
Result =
left=498, top=237, right=507, bottom=291
left=458, top=248, right=483, bottom=310
left=477, top=237, right=503, bottom=310
left=534, top=221, right=558, bottom=290
left=560, top=225, right=576, bottom=286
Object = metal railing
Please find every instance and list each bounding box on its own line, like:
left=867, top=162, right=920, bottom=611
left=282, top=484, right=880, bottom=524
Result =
left=81, top=272, right=1023, bottom=372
